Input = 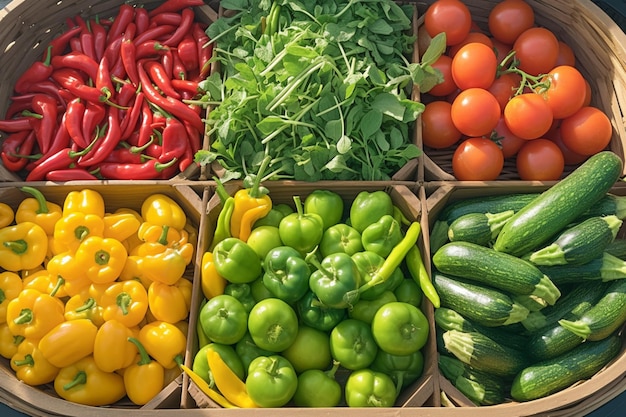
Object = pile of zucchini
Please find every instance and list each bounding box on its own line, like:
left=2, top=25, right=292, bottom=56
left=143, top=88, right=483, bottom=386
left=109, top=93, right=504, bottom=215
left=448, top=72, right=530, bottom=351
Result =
left=431, top=151, right=626, bottom=404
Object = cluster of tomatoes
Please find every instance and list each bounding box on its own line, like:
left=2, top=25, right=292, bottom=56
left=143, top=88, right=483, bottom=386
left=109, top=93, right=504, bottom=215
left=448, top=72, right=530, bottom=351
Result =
left=420, top=0, right=613, bottom=181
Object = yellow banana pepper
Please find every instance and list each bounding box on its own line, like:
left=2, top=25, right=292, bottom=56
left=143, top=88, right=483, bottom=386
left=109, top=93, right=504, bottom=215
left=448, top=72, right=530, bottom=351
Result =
left=207, top=349, right=258, bottom=408
left=0, top=271, right=23, bottom=323
left=11, top=338, right=59, bottom=386
left=0, top=322, right=24, bottom=359
left=103, top=212, right=141, bottom=242
left=6, top=289, right=65, bottom=339
left=180, top=364, right=238, bottom=408
left=228, top=160, right=272, bottom=242
left=53, top=212, right=105, bottom=253
left=93, top=319, right=137, bottom=372
left=46, top=252, right=91, bottom=297
left=22, top=269, right=68, bottom=299
left=147, top=278, right=192, bottom=324
left=141, top=194, right=187, bottom=231
left=138, top=320, right=186, bottom=369
left=0, top=202, right=14, bottom=228
left=74, top=236, right=128, bottom=284
left=0, top=222, right=48, bottom=271
left=124, top=337, right=165, bottom=405
left=99, top=280, right=148, bottom=328
left=62, top=189, right=105, bottom=218
left=38, top=319, right=98, bottom=368
left=119, top=255, right=154, bottom=290
left=201, top=252, right=226, bottom=300
left=15, top=186, right=63, bottom=235
left=54, top=355, right=126, bottom=406
left=64, top=292, right=105, bottom=327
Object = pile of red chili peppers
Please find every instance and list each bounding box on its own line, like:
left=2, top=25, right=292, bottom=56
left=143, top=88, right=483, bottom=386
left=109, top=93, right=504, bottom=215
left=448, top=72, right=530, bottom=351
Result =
left=0, top=0, right=211, bottom=181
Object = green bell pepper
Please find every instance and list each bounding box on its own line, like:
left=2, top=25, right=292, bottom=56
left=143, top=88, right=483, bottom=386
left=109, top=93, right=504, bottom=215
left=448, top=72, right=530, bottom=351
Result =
left=371, top=349, right=424, bottom=394
left=253, top=203, right=294, bottom=228
left=292, top=362, right=342, bottom=407
left=296, top=290, right=346, bottom=332
left=330, top=318, right=378, bottom=371
left=349, top=191, right=394, bottom=233
left=262, top=246, right=310, bottom=303
left=345, top=369, right=397, bottom=407
left=352, top=251, right=405, bottom=300
left=394, top=278, right=423, bottom=308
left=304, top=190, right=344, bottom=230
left=235, top=333, right=273, bottom=374
left=250, top=277, right=274, bottom=302
left=224, top=283, right=256, bottom=313
left=307, top=251, right=362, bottom=309
left=279, top=196, right=324, bottom=255
left=212, top=237, right=262, bottom=284
left=246, top=355, right=298, bottom=407
left=199, top=294, right=248, bottom=345
left=319, top=223, right=363, bottom=258
left=361, top=214, right=403, bottom=258
left=349, top=290, right=397, bottom=324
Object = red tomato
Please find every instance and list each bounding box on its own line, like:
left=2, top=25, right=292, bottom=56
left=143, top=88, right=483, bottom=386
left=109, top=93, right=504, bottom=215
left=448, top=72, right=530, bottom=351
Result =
left=560, top=106, right=613, bottom=155
left=417, top=24, right=433, bottom=59
left=488, top=73, right=522, bottom=111
left=488, top=0, right=535, bottom=45
left=555, top=41, right=576, bottom=67
left=583, top=79, right=592, bottom=107
left=424, top=0, right=472, bottom=46
left=545, top=125, right=588, bottom=165
left=491, top=38, right=513, bottom=64
left=512, top=27, right=559, bottom=76
left=538, top=65, right=587, bottom=119
left=451, top=42, right=498, bottom=90
left=451, top=88, right=501, bottom=137
left=448, top=32, right=494, bottom=58
left=421, top=101, right=462, bottom=149
left=503, top=93, right=553, bottom=140
left=493, top=117, right=525, bottom=158
left=452, top=137, right=504, bottom=181
left=428, top=55, right=457, bottom=97
left=516, top=139, right=565, bottom=180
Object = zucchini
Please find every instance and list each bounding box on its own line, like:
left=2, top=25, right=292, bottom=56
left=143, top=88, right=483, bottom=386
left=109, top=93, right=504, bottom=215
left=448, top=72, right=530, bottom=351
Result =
left=493, top=151, right=623, bottom=257
left=511, top=335, right=622, bottom=401
left=447, top=210, right=515, bottom=246
left=538, top=252, right=626, bottom=286
left=527, top=321, right=584, bottom=361
left=605, top=238, right=626, bottom=259
left=438, top=355, right=508, bottom=406
left=558, top=279, right=626, bottom=341
left=527, top=215, right=622, bottom=266
left=433, top=241, right=561, bottom=305
left=521, top=281, right=609, bottom=332
left=442, top=329, right=529, bottom=378
left=433, top=272, right=530, bottom=327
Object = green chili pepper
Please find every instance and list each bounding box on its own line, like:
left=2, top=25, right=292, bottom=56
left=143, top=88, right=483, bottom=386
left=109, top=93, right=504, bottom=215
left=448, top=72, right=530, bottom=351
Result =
left=210, top=197, right=234, bottom=251
left=406, top=245, right=440, bottom=308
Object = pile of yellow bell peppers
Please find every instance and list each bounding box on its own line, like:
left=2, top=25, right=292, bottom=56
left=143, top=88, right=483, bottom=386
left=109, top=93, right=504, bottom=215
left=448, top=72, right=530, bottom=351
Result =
left=0, top=187, right=196, bottom=407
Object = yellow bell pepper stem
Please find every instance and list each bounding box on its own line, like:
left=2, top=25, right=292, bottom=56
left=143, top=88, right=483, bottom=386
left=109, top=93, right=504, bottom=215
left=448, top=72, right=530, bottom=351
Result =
left=103, top=212, right=141, bottom=242
left=138, top=320, right=186, bottom=369
left=11, top=338, right=59, bottom=386
left=207, top=349, right=258, bottom=408
left=0, top=322, right=24, bottom=359
left=64, top=293, right=105, bottom=327
left=201, top=252, right=227, bottom=300
left=141, top=194, right=187, bottom=231
left=16, top=186, right=63, bottom=235
left=180, top=364, right=239, bottom=408
left=0, top=222, right=48, bottom=271
left=22, top=270, right=67, bottom=299
left=6, top=289, right=65, bottom=339
left=62, top=189, right=105, bottom=218
left=54, top=355, right=126, bottom=406
left=100, top=280, right=149, bottom=328
left=138, top=222, right=187, bottom=247
left=147, top=278, right=192, bottom=324
left=0, top=202, right=14, bottom=229
left=93, top=319, right=137, bottom=373
left=53, top=212, right=105, bottom=253
left=46, top=252, right=91, bottom=297
left=74, top=236, right=128, bottom=284
left=38, top=319, right=98, bottom=368
left=125, top=337, right=166, bottom=405
left=0, top=271, right=23, bottom=323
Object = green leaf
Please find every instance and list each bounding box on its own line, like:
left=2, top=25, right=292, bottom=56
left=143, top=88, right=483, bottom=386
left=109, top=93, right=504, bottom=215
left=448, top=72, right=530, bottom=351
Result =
left=337, top=135, right=352, bottom=154
left=194, top=150, right=217, bottom=166
left=359, top=109, right=382, bottom=139
left=375, top=130, right=390, bottom=152
left=370, top=93, right=405, bottom=121
left=369, top=19, right=394, bottom=35
left=257, top=115, right=286, bottom=135
left=325, top=119, right=343, bottom=141
left=421, top=32, right=446, bottom=67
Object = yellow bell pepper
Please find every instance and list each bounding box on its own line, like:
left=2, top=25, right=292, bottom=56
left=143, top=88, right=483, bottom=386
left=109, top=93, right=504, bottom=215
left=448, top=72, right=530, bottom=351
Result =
left=64, top=292, right=105, bottom=327
left=103, top=211, right=141, bottom=242
left=38, top=319, right=98, bottom=368
left=164, top=363, right=183, bottom=387
left=0, top=222, right=48, bottom=271
left=137, top=222, right=189, bottom=247
left=0, top=322, right=24, bottom=359
left=22, top=269, right=68, bottom=299
left=46, top=252, right=91, bottom=297
left=11, top=338, right=59, bottom=386
left=54, top=355, right=126, bottom=406
left=138, top=320, right=186, bottom=369
left=201, top=252, right=227, bottom=300
left=74, top=236, right=128, bottom=284
left=93, top=319, right=138, bottom=373
left=62, top=189, right=106, bottom=218
left=133, top=243, right=194, bottom=286
left=124, top=337, right=165, bottom=405
left=53, top=212, right=105, bottom=253
left=141, top=194, right=187, bottom=231
left=119, top=255, right=154, bottom=290
left=6, top=289, right=65, bottom=339
left=15, top=186, right=63, bottom=235
left=207, top=349, right=258, bottom=408
left=100, top=280, right=148, bottom=328
left=0, top=202, right=15, bottom=228
left=0, top=271, right=23, bottom=323
left=147, top=278, right=192, bottom=324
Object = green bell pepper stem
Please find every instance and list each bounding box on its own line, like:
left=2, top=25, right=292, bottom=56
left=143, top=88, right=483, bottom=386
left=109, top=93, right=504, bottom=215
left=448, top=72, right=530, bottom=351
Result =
left=326, top=360, right=340, bottom=379
left=406, top=245, right=440, bottom=308
left=213, top=177, right=230, bottom=205
left=20, top=186, right=49, bottom=214
left=357, top=222, right=421, bottom=294
left=210, top=197, right=234, bottom=251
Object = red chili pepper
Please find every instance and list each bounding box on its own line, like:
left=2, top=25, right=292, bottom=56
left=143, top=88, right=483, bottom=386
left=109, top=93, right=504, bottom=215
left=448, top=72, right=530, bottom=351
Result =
left=177, top=34, right=199, bottom=73
left=46, top=168, right=99, bottom=181
left=137, top=100, right=153, bottom=147
left=151, top=12, right=182, bottom=26
left=30, top=93, right=59, bottom=155
left=159, top=116, right=189, bottom=162
left=90, top=18, right=108, bottom=61
left=51, top=52, right=99, bottom=80
left=77, top=106, right=121, bottom=168
left=4, top=96, right=36, bottom=120
left=178, top=140, right=194, bottom=172
left=145, top=61, right=181, bottom=99
left=132, top=25, right=176, bottom=47
left=136, top=40, right=170, bottom=60
left=148, top=0, right=204, bottom=17
left=1, top=130, right=34, bottom=171
left=160, top=50, right=174, bottom=80
left=81, top=101, right=106, bottom=143
left=102, top=146, right=149, bottom=164
left=120, top=92, right=144, bottom=140
left=69, top=37, right=83, bottom=54
left=107, top=4, right=135, bottom=44
left=135, top=7, right=150, bottom=35
left=183, top=118, right=202, bottom=154
left=171, top=49, right=187, bottom=80
left=121, top=40, right=140, bottom=86
left=24, top=80, right=73, bottom=106
left=0, top=117, right=36, bottom=133
left=80, top=31, right=97, bottom=62
left=137, top=60, right=203, bottom=133
left=192, top=22, right=212, bottom=80
left=25, top=147, right=79, bottom=181
left=98, top=157, right=177, bottom=180
left=171, top=79, right=199, bottom=98
left=44, top=112, right=72, bottom=158
left=96, top=55, right=115, bottom=98
left=74, top=15, right=89, bottom=32
left=14, top=45, right=54, bottom=94
left=65, top=98, right=89, bottom=149
left=162, top=8, right=195, bottom=47
left=48, top=26, right=83, bottom=57
left=117, top=82, right=138, bottom=108
left=103, top=35, right=124, bottom=68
